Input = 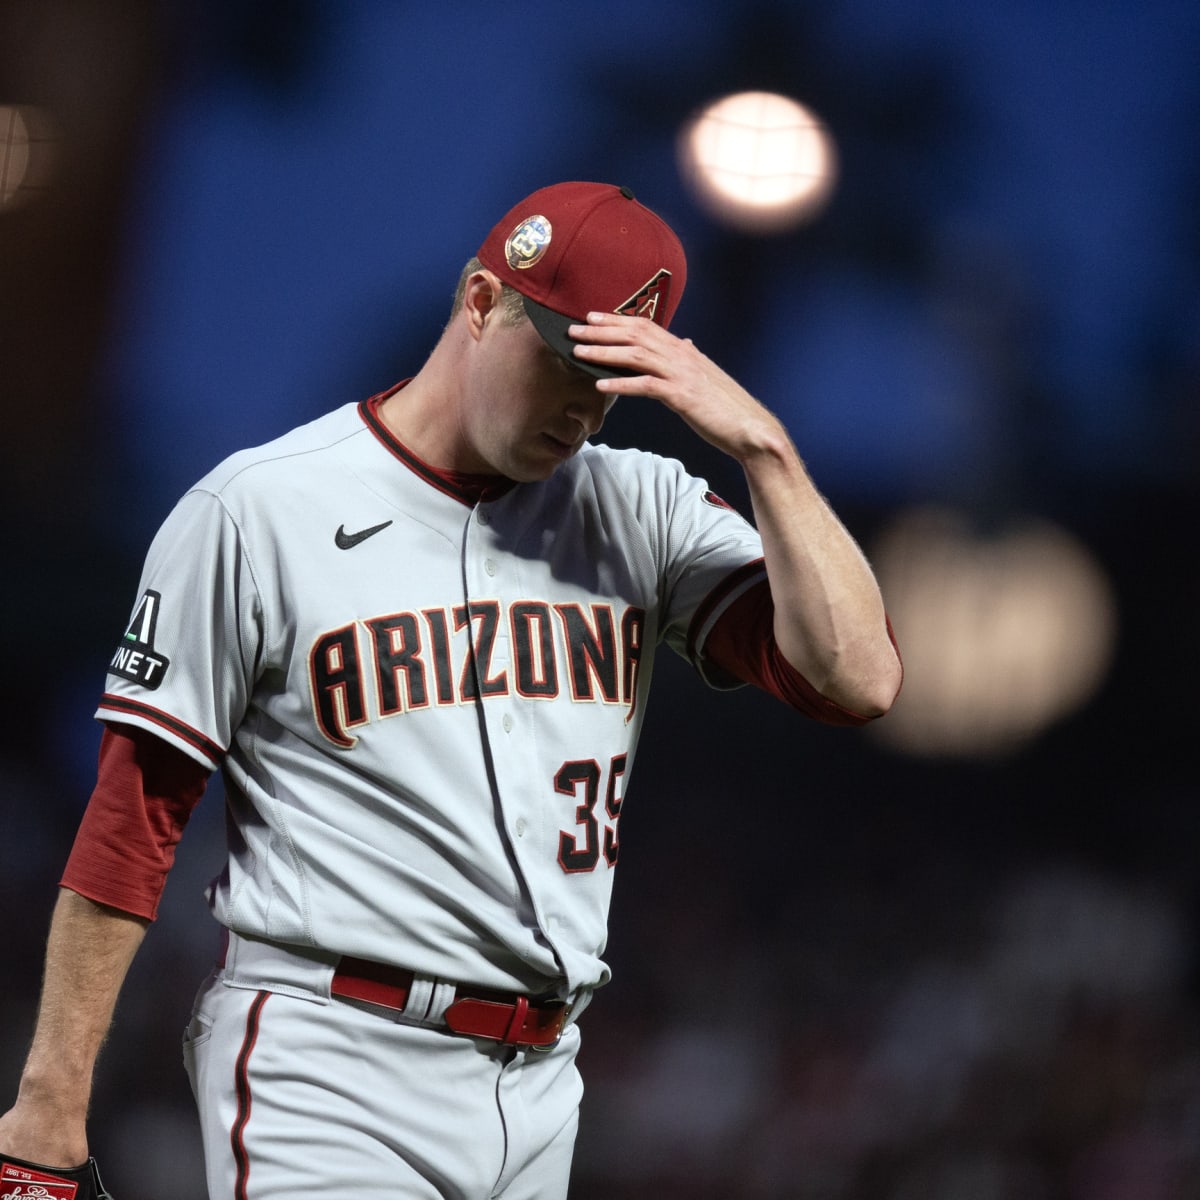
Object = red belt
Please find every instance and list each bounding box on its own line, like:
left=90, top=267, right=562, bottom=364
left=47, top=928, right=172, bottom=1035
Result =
left=331, top=957, right=571, bottom=1049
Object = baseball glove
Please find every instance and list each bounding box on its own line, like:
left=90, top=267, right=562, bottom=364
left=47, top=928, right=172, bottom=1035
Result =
left=0, top=1153, right=114, bottom=1199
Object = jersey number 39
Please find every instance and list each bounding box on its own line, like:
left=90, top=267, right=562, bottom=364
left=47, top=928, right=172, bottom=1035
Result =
left=555, top=755, right=627, bottom=873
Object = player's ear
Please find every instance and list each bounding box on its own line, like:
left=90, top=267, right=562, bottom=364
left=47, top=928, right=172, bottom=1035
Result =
left=462, top=270, right=505, bottom=341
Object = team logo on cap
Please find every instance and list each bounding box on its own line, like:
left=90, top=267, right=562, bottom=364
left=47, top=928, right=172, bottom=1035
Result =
left=616, top=269, right=673, bottom=324
left=505, top=214, right=552, bottom=270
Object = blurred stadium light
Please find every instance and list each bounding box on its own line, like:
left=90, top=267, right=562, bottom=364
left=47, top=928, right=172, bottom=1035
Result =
left=0, top=104, right=56, bottom=207
left=677, top=90, right=838, bottom=233
left=869, top=506, right=1118, bottom=758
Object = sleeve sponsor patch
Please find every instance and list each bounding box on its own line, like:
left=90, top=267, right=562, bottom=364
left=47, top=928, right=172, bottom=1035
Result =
left=108, top=589, right=171, bottom=690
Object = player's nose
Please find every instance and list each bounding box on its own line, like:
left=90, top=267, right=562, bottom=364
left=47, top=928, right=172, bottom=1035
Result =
left=564, top=386, right=613, bottom=437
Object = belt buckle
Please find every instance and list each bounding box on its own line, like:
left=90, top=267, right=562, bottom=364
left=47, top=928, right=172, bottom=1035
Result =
left=531, top=1000, right=572, bottom=1052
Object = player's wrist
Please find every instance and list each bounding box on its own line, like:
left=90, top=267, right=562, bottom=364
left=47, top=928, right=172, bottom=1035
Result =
left=731, top=418, right=804, bottom=472
left=13, top=1071, right=91, bottom=1127
left=0, top=1101, right=89, bottom=1170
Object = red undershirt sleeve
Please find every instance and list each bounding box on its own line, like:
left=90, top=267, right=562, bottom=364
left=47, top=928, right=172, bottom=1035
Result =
left=701, top=578, right=900, bottom=726
left=60, top=724, right=211, bottom=921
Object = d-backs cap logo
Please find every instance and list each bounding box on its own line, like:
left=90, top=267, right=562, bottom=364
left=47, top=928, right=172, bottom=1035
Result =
left=108, top=589, right=171, bottom=690
left=616, top=269, right=673, bottom=324
left=505, top=214, right=552, bottom=270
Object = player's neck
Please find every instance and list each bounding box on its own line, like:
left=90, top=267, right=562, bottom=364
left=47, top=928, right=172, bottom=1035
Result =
left=375, top=341, right=491, bottom=475
left=376, top=381, right=461, bottom=471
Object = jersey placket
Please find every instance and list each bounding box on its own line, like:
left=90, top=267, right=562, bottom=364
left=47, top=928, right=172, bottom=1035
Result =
left=460, top=502, right=557, bottom=958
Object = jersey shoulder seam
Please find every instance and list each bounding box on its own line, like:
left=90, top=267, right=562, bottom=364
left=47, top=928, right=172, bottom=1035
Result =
left=195, top=418, right=367, bottom=497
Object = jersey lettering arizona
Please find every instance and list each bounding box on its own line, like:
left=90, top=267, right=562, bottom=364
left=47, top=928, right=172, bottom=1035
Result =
left=310, top=600, right=647, bottom=747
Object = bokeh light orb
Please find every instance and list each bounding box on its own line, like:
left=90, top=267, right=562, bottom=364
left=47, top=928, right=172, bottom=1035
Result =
left=0, top=106, right=33, bottom=205
left=678, top=91, right=838, bottom=233
left=0, top=105, right=56, bottom=209
left=870, top=507, right=1118, bottom=758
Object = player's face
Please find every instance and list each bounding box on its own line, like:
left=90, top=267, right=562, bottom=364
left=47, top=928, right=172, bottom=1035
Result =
left=466, top=316, right=617, bottom=482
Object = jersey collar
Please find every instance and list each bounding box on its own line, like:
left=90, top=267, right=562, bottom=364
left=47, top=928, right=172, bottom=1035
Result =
left=359, top=384, right=516, bottom=506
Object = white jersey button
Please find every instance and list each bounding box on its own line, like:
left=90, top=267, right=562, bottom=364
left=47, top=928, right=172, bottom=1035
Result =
left=484, top=558, right=497, bottom=576
left=477, top=508, right=490, bottom=525
left=502, top=714, right=513, bottom=733
left=515, top=818, right=527, bottom=837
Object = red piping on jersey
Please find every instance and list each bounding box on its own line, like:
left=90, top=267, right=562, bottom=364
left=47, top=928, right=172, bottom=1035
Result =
left=684, top=557, right=767, bottom=663
left=232, top=991, right=270, bottom=1200
left=699, top=576, right=894, bottom=726
left=96, top=693, right=224, bottom=765
left=358, top=387, right=516, bottom=506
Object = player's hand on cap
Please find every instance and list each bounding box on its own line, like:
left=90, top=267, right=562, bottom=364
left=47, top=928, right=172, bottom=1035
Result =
left=568, top=312, right=790, bottom=464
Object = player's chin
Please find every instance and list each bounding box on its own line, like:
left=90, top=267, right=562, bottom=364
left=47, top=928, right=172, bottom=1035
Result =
left=500, top=435, right=581, bottom=483
left=504, top=454, right=563, bottom=484
left=535, top=434, right=582, bottom=468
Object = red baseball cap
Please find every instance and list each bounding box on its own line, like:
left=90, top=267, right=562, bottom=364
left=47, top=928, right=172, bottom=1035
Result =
left=476, top=181, right=687, bottom=378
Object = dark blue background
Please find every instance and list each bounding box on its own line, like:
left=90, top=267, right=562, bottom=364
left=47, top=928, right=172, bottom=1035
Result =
left=1, top=2, right=1197, bottom=1197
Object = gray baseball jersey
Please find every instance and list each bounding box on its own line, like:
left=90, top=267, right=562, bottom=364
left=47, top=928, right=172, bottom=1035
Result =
left=98, top=392, right=766, bottom=998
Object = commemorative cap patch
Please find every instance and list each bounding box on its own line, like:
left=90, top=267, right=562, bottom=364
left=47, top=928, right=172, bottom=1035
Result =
left=505, top=214, right=552, bottom=270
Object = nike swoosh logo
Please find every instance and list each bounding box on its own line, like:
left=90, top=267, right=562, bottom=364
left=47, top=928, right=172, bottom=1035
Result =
left=335, top=519, right=394, bottom=550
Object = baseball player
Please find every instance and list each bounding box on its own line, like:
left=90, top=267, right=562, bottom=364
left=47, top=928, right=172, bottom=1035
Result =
left=0, top=181, right=901, bottom=1198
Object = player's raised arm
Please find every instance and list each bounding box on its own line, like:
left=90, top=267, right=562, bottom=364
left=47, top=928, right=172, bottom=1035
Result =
left=0, top=889, right=148, bottom=1168
left=570, top=311, right=902, bottom=717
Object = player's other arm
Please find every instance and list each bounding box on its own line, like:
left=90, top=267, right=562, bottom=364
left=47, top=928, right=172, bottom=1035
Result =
left=734, top=433, right=900, bottom=715
left=0, top=889, right=148, bottom=1167
left=573, top=312, right=902, bottom=717
left=0, top=725, right=209, bottom=1167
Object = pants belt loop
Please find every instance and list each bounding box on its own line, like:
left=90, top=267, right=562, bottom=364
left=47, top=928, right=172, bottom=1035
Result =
left=404, top=975, right=436, bottom=1021
left=503, top=996, right=530, bottom=1044
left=425, top=979, right=459, bottom=1025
